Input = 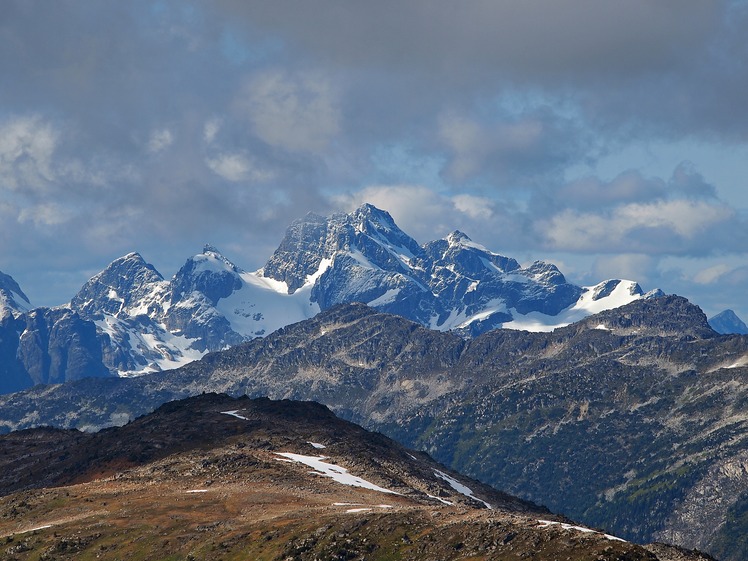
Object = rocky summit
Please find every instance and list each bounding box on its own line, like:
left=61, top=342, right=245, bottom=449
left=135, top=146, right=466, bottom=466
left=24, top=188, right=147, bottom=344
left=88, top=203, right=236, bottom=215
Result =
left=0, top=393, right=709, bottom=561
left=0, top=203, right=657, bottom=389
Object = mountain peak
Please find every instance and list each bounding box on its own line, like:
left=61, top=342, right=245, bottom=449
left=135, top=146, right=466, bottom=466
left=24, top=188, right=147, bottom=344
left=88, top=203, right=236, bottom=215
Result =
left=446, top=230, right=471, bottom=243
left=351, top=203, right=400, bottom=232
left=70, top=253, right=165, bottom=318
left=709, top=309, right=748, bottom=335
left=189, top=246, right=242, bottom=273
left=171, top=248, right=243, bottom=306
left=444, top=230, right=494, bottom=253
left=0, top=270, right=31, bottom=317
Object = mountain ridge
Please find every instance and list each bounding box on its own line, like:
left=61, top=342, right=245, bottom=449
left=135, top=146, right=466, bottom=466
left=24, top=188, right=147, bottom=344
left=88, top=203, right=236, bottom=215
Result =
left=0, top=203, right=662, bottom=389
left=1, top=296, right=746, bottom=558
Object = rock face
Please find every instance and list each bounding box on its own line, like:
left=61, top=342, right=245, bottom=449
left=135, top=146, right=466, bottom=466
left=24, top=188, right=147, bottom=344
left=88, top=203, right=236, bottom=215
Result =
left=0, top=204, right=657, bottom=387
left=6, top=311, right=109, bottom=393
left=0, top=296, right=743, bottom=558
left=16, top=307, right=110, bottom=386
left=0, top=394, right=709, bottom=561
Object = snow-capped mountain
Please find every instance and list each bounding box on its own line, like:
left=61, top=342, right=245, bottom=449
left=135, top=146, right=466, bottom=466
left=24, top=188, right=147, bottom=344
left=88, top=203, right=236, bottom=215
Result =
left=260, top=203, right=659, bottom=335
left=1, top=203, right=662, bottom=384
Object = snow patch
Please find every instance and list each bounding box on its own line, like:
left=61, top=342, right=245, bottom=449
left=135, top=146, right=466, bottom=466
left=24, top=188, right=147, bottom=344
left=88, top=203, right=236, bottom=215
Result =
left=501, top=279, right=644, bottom=333
left=427, top=494, right=454, bottom=506
left=368, top=288, right=401, bottom=306
left=276, top=453, right=401, bottom=495
left=537, top=519, right=626, bottom=542
left=213, top=269, right=322, bottom=338
left=16, top=525, right=53, bottom=534
left=308, top=441, right=326, bottom=449
left=221, top=410, right=249, bottom=420
left=434, top=469, right=492, bottom=509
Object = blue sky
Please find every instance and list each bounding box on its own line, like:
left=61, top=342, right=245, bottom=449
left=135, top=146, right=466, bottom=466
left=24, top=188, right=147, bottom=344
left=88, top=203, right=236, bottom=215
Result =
left=1, top=0, right=747, bottom=320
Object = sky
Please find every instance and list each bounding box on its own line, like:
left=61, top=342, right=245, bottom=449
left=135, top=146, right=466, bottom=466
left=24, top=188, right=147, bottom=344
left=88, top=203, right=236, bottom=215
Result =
left=1, top=0, right=748, bottom=321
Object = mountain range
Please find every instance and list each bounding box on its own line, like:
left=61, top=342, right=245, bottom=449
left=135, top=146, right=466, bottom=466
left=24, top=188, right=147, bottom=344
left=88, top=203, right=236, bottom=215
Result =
left=2, top=203, right=747, bottom=559
left=0, top=393, right=706, bottom=561
left=0, top=296, right=746, bottom=559
left=0, top=203, right=664, bottom=393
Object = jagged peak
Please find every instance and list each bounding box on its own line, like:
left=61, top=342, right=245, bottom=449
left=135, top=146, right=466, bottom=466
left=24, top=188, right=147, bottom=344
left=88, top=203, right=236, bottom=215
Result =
left=0, top=270, right=31, bottom=316
left=447, top=230, right=471, bottom=243
left=122, top=251, right=144, bottom=261
left=444, top=230, right=492, bottom=252
left=202, top=244, right=221, bottom=255
left=0, top=270, right=30, bottom=306
left=351, top=203, right=398, bottom=231
left=84, top=252, right=163, bottom=284
left=187, top=247, right=243, bottom=275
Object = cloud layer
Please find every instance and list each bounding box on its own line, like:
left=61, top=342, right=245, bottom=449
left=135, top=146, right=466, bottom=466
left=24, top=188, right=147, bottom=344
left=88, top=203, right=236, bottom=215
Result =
left=0, top=0, right=746, bottom=320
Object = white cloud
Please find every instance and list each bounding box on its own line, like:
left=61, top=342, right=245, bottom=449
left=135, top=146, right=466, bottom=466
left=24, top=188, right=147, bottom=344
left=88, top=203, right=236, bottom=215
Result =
left=544, top=199, right=737, bottom=253
left=694, top=263, right=737, bottom=285
left=592, top=253, right=658, bottom=284
left=203, top=118, right=222, bottom=144
left=238, top=70, right=341, bottom=154
left=147, top=128, right=174, bottom=154
left=451, top=194, right=495, bottom=220
left=17, top=202, right=75, bottom=226
left=206, top=152, right=274, bottom=183
left=0, top=115, right=59, bottom=191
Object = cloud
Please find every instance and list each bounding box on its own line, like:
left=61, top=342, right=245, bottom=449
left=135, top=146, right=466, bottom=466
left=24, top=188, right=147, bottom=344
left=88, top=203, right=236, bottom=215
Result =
left=17, top=202, right=76, bottom=227
left=436, top=108, right=591, bottom=186
left=236, top=70, right=341, bottom=155
left=554, top=171, right=666, bottom=210
left=203, top=118, right=222, bottom=144
left=542, top=198, right=740, bottom=255
left=438, top=113, right=544, bottom=182
left=694, top=263, right=734, bottom=285
left=591, top=254, right=658, bottom=284
left=147, top=128, right=174, bottom=154
left=0, top=0, right=745, bottom=314
left=451, top=194, right=494, bottom=221
left=0, top=115, right=59, bottom=191
left=206, top=152, right=274, bottom=182
left=216, top=1, right=721, bottom=86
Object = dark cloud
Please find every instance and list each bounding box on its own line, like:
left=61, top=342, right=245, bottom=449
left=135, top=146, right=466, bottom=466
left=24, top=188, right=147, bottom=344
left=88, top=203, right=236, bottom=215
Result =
left=215, top=0, right=722, bottom=85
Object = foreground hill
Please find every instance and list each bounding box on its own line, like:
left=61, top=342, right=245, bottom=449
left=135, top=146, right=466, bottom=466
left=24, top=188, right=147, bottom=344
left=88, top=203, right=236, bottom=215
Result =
left=0, top=296, right=745, bottom=558
left=0, top=394, right=703, bottom=561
